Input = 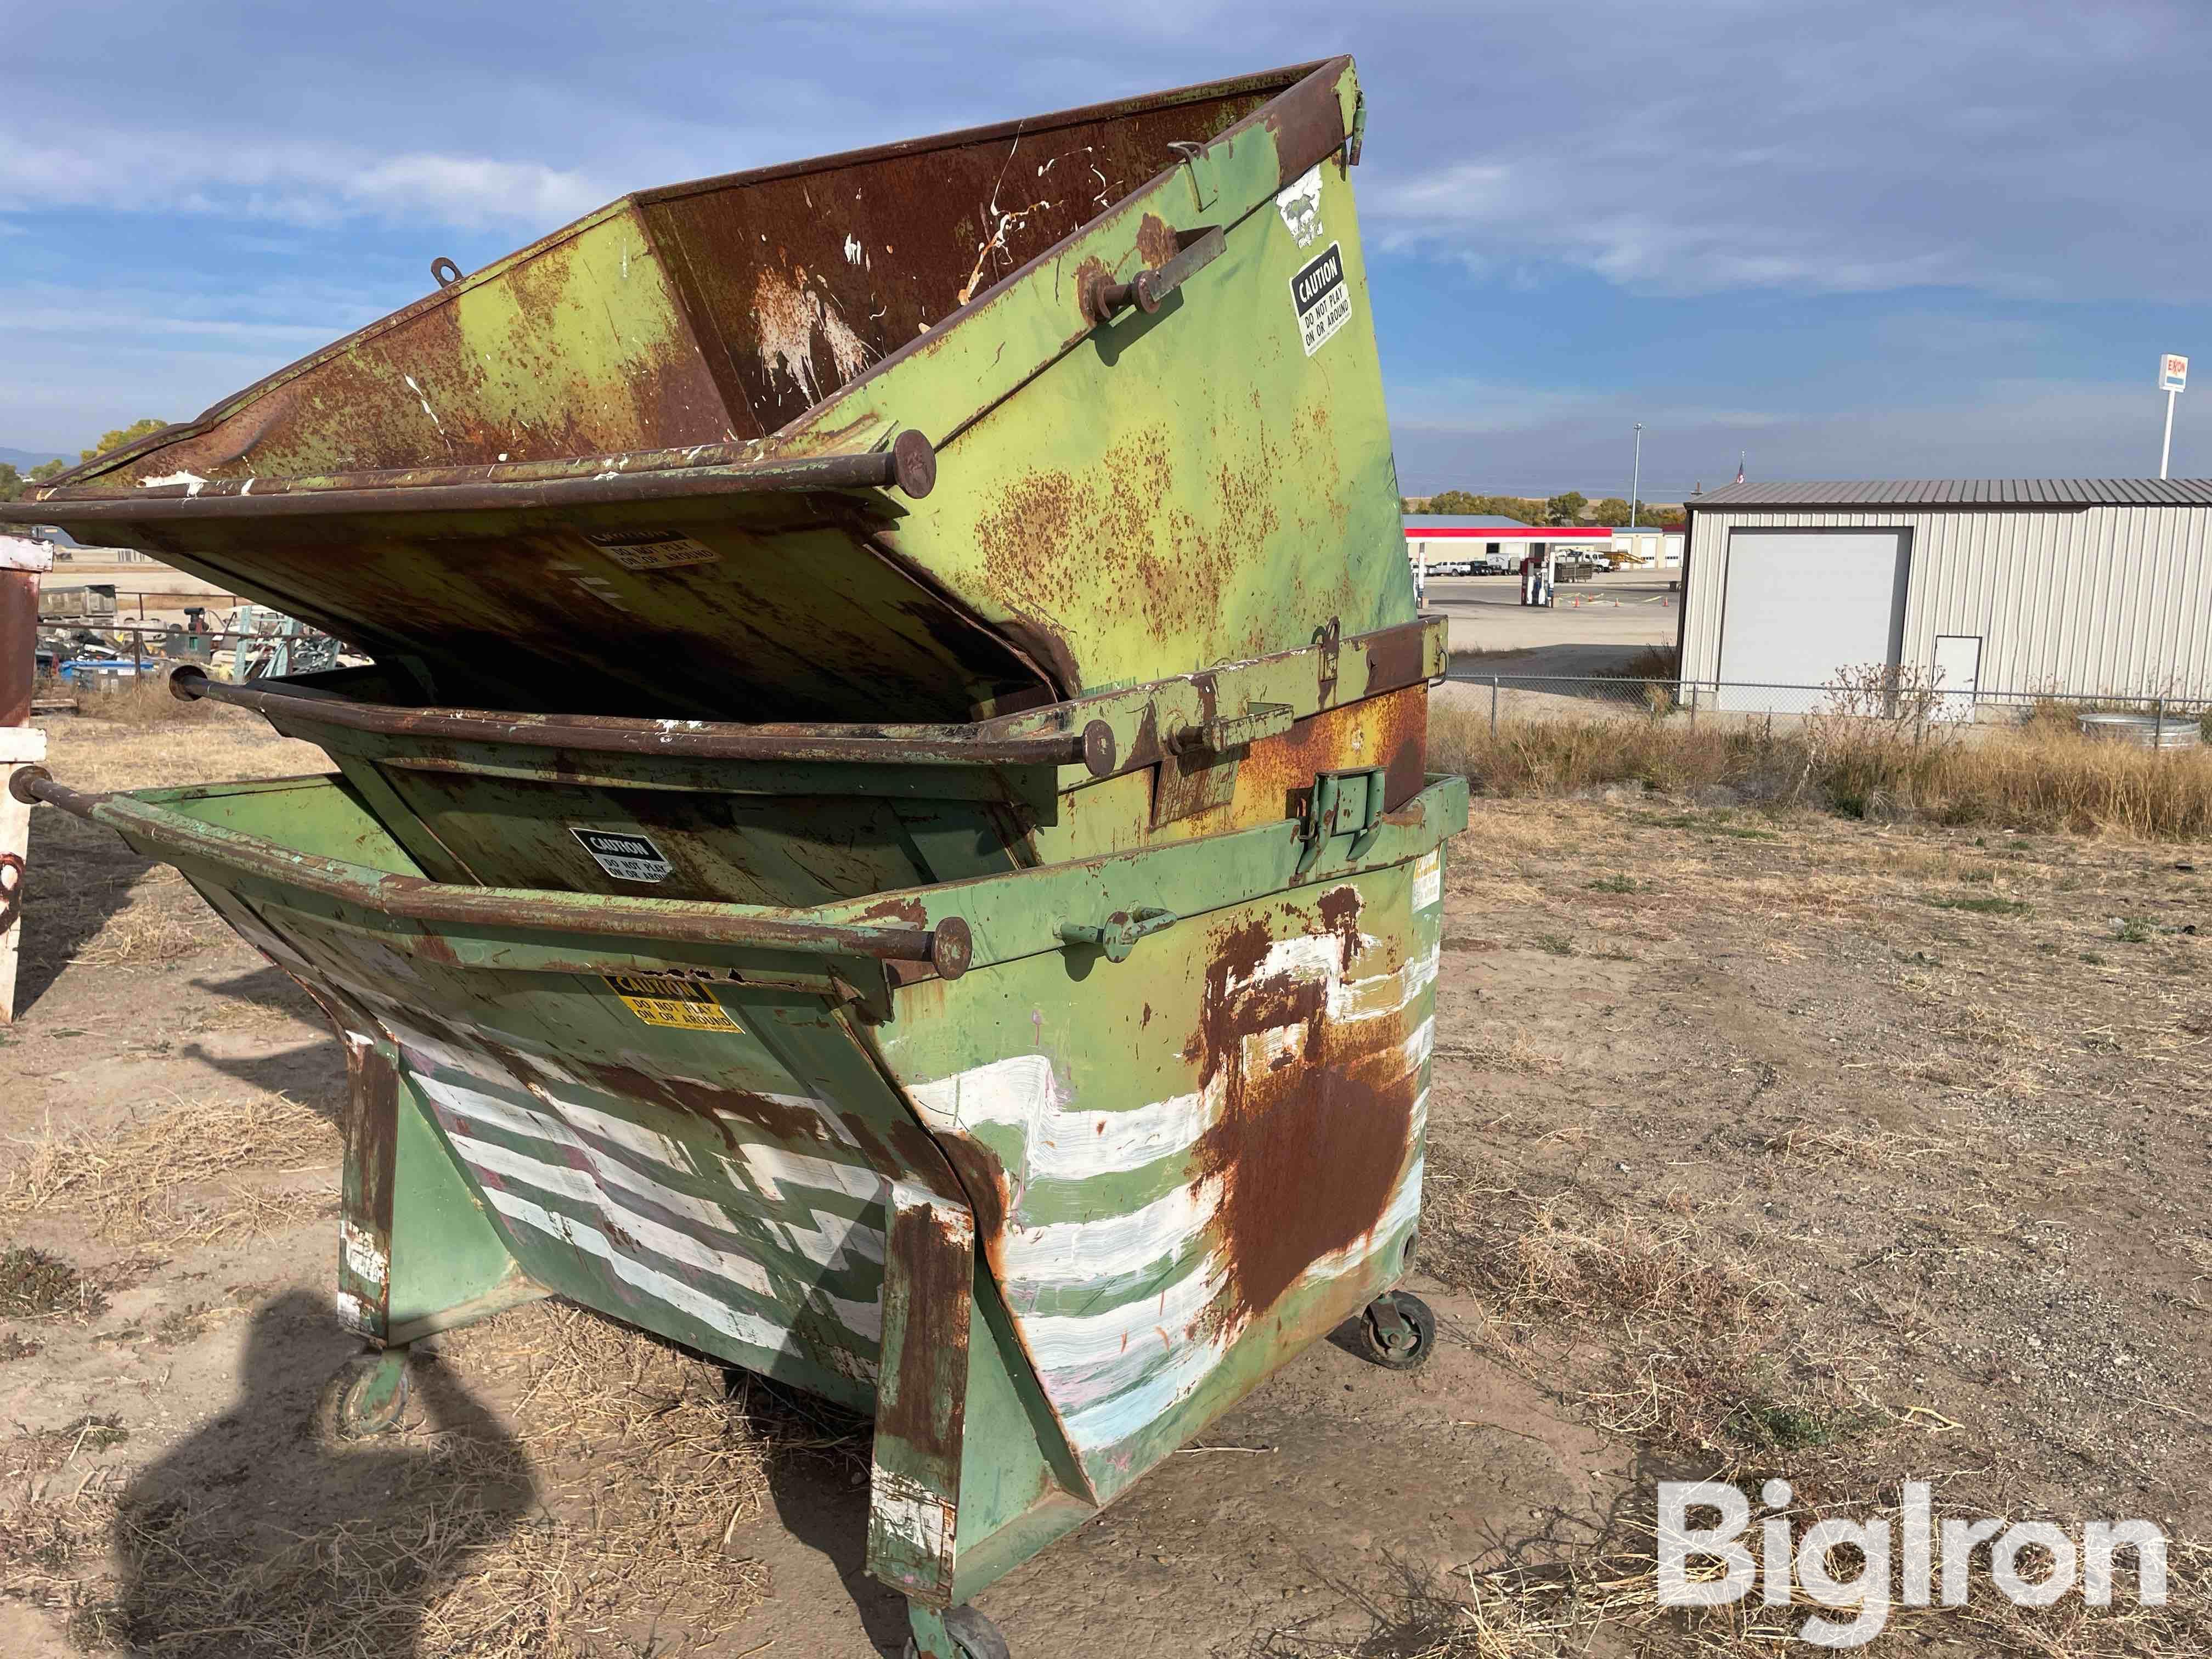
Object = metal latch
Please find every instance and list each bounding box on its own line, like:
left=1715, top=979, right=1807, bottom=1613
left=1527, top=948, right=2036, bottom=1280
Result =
left=1296, top=766, right=1386, bottom=877
left=1058, top=906, right=1178, bottom=963
left=1167, top=140, right=1218, bottom=210
left=1169, top=701, right=1294, bottom=755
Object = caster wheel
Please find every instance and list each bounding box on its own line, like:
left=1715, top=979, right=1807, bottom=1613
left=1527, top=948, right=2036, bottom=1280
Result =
left=904, top=1604, right=1010, bottom=1659
left=1358, top=1290, right=1437, bottom=1372
left=313, top=1348, right=410, bottom=1441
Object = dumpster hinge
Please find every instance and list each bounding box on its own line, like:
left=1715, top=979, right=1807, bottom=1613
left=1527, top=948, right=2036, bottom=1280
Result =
left=1343, top=93, right=1367, bottom=171
left=1296, top=765, right=1386, bottom=878
left=1315, top=616, right=1341, bottom=707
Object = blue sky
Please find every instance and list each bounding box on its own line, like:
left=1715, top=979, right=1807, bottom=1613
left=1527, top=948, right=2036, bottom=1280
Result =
left=3, top=1, right=2208, bottom=497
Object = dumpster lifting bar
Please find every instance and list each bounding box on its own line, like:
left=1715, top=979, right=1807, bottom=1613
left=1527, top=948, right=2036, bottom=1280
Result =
left=9, top=767, right=973, bottom=979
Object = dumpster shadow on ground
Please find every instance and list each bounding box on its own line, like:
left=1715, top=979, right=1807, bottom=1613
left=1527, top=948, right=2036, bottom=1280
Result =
left=733, top=1373, right=911, bottom=1653
left=95, top=1291, right=536, bottom=1657
left=13, top=811, right=166, bottom=1015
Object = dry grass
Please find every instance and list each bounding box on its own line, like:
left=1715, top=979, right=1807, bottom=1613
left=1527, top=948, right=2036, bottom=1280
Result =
left=64, top=867, right=211, bottom=966
left=73, top=675, right=216, bottom=728
left=7, top=1305, right=805, bottom=1657
left=0, top=1094, right=338, bottom=1246
left=1431, top=703, right=2212, bottom=839
left=1260, top=1531, right=2209, bottom=1657
left=1435, top=1034, right=1561, bottom=1075
left=1399, top=1172, right=2212, bottom=1655
left=36, top=701, right=328, bottom=792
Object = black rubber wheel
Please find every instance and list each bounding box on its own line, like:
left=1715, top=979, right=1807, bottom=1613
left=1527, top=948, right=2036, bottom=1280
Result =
left=1358, top=1290, right=1437, bottom=1372
left=903, top=1605, right=1011, bottom=1659
left=312, top=1350, right=410, bottom=1442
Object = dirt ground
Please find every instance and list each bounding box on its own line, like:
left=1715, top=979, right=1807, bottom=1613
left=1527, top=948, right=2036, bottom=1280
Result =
left=1, top=704, right=2206, bottom=1656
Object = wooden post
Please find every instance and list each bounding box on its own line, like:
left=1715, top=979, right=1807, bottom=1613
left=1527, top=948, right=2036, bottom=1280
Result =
left=0, top=534, right=53, bottom=1024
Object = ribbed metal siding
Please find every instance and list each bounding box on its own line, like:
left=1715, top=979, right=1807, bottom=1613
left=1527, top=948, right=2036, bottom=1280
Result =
left=1681, top=507, right=2212, bottom=697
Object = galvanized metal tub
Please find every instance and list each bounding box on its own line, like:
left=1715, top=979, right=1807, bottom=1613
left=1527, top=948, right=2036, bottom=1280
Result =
left=15, top=761, right=1465, bottom=1653
left=2, top=58, right=1403, bottom=726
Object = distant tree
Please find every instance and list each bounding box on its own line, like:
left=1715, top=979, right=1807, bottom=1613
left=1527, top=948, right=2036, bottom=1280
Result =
left=1542, top=490, right=1588, bottom=526
left=80, top=417, right=170, bottom=463
left=1590, top=496, right=1632, bottom=525
left=1420, top=488, right=1485, bottom=516
left=28, top=459, right=66, bottom=483
left=1652, top=505, right=1688, bottom=529
left=0, top=464, right=20, bottom=503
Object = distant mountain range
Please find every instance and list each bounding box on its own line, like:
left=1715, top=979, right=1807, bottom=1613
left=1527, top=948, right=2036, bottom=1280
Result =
left=0, top=445, right=70, bottom=472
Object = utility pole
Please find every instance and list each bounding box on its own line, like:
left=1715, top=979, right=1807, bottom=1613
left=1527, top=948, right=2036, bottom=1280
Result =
left=1629, top=422, right=1644, bottom=533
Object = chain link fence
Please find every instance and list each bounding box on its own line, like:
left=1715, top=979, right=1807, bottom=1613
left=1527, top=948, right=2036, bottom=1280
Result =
left=1446, top=670, right=2212, bottom=748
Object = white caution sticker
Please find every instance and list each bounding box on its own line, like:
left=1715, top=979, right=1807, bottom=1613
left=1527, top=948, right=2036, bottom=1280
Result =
left=585, top=528, right=720, bottom=571
left=603, top=972, right=744, bottom=1033
left=1291, top=241, right=1351, bottom=357
left=571, top=827, right=673, bottom=883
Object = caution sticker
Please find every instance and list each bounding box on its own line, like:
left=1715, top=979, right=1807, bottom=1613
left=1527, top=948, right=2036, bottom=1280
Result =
left=572, top=827, right=673, bottom=883
left=603, top=972, right=744, bottom=1033
left=1290, top=241, right=1351, bottom=357
left=585, top=528, right=720, bottom=571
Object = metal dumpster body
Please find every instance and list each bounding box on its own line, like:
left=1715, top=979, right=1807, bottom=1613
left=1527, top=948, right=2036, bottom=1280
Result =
left=167, top=611, right=1440, bottom=903
left=6, top=53, right=1471, bottom=1655
left=3, top=59, right=1404, bottom=724
left=19, top=763, right=1466, bottom=1631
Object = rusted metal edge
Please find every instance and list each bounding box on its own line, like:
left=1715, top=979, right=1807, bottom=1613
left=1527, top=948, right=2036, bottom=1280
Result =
left=168, top=666, right=1092, bottom=769
left=4, top=431, right=936, bottom=524
left=166, top=612, right=1435, bottom=777
left=636, top=61, right=1336, bottom=211
left=40, top=62, right=1342, bottom=498
left=792, top=60, right=1353, bottom=442
left=9, top=767, right=971, bottom=978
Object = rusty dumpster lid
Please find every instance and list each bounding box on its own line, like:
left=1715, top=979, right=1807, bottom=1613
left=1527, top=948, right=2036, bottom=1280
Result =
left=5, top=58, right=1409, bottom=721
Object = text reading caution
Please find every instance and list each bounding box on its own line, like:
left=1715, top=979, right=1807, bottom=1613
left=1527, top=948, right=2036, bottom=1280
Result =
left=1291, top=241, right=1351, bottom=357
left=585, top=528, right=720, bottom=571
left=603, top=973, right=743, bottom=1033
left=571, top=827, right=674, bottom=884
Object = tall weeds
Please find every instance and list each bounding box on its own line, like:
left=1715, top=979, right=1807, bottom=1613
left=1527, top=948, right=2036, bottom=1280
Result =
left=1431, top=701, right=2212, bottom=839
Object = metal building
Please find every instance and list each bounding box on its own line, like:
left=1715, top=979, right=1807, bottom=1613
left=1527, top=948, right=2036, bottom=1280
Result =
left=1679, top=479, right=2212, bottom=706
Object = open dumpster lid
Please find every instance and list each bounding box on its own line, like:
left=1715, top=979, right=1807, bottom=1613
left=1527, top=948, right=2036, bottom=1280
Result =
left=5, top=59, right=1407, bottom=721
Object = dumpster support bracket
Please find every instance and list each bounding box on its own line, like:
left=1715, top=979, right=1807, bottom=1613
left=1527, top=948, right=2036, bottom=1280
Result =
left=867, top=1183, right=977, bottom=1607
left=334, top=1032, right=540, bottom=1348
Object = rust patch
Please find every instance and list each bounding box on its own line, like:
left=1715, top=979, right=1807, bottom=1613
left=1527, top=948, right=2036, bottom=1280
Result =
left=1135, top=213, right=1178, bottom=269
left=343, top=1040, right=401, bottom=1236
left=1181, top=681, right=1429, bottom=837
left=1316, top=884, right=1363, bottom=971
left=1361, top=619, right=1434, bottom=700
left=853, top=894, right=929, bottom=929
left=878, top=1203, right=972, bottom=1464
left=411, top=928, right=459, bottom=968
left=934, top=1132, right=1011, bottom=1277
left=1187, top=911, right=1416, bottom=1335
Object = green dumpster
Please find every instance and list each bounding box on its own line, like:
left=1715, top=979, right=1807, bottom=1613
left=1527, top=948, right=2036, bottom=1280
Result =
left=4, top=54, right=1471, bottom=1658
left=18, top=760, right=1465, bottom=1653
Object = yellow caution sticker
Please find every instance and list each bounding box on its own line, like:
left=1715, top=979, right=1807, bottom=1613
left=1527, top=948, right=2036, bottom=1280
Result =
left=603, top=972, right=743, bottom=1033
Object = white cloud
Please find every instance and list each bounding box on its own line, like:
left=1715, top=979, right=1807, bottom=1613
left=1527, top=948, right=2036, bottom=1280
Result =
left=0, top=132, right=607, bottom=231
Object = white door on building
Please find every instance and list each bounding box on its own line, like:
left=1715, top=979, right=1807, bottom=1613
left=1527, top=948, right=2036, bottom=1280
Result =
left=1714, top=531, right=1910, bottom=710
left=1930, top=634, right=1981, bottom=723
